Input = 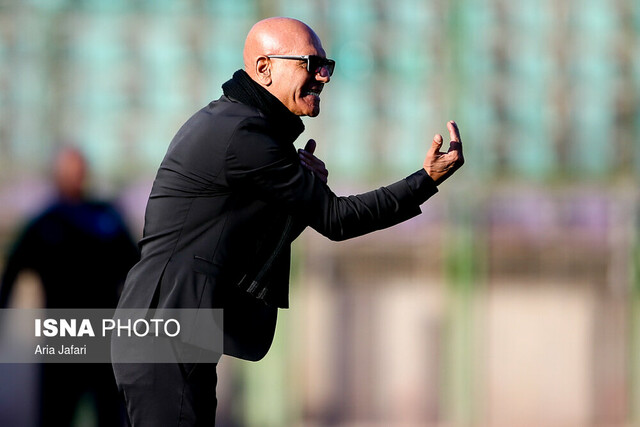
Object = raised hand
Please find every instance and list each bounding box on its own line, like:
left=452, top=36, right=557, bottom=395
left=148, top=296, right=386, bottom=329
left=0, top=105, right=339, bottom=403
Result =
left=423, top=121, right=464, bottom=185
left=298, top=139, right=329, bottom=184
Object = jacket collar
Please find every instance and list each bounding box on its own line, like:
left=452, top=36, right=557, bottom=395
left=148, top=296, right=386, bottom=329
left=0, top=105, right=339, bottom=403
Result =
left=222, top=70, right=305, bottom=144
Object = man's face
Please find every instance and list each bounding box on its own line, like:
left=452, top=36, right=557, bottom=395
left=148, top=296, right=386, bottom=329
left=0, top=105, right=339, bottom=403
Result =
left=268, top=38, right=331, bottom=117
left=55, top=150, right=87, bottom=201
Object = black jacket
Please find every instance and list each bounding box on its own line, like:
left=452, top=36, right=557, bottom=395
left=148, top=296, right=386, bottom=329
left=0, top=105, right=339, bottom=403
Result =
left=1, top=199, right=138, bottom=309
left=117, top=85, right=438, bottom=360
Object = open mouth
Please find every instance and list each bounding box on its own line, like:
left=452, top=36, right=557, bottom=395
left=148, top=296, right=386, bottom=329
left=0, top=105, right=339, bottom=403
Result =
left=303, top=86, right=323, bottom=98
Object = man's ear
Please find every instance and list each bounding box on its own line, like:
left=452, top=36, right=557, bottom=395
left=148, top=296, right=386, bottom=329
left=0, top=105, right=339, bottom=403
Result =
left=255, top=57, right=272, bottom=86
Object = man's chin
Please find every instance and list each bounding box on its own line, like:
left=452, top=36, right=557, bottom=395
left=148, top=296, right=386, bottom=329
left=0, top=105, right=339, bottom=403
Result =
left=300, top=96, right=321, bottom=117
left=296, top=107, right=320, bottom=117
left=292, top=99, right=321, bottom=117
left=306, top=102, right=321, bottom=117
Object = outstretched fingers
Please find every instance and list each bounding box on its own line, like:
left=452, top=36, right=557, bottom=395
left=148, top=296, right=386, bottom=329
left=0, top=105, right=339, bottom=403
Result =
left=423, top=121, right=465, bottom=185
left=429, top=134, right=444, bottom=156
left=447, top=121, right=463, bottom=154
left=447, top=121, right=461, bottom=143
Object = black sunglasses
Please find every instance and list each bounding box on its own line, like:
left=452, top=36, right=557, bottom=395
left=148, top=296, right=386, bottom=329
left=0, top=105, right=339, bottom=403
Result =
left=267, top=55, right=336, bottom=76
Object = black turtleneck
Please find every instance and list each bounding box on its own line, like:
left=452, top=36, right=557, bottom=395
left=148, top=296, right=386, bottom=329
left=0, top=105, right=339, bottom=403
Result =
left=222, top=70, right=305, bottom=144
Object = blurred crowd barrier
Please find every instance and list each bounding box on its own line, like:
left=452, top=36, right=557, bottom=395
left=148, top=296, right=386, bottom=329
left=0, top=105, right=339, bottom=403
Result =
left=0, top=0, right=637, bottom=183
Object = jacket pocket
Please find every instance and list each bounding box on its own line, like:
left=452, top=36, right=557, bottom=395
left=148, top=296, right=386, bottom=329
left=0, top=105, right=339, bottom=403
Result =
left=193, top=256, right=221, bottom=277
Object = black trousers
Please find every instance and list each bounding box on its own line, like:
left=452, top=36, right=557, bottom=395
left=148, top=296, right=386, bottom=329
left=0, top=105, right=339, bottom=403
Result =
left=112, top=362, right=218, bottom=426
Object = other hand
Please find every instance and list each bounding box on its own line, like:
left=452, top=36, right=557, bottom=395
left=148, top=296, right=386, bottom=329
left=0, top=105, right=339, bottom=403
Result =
left=299, top=139, right=329, bottom=184
left=423, top=121, right=464, bottom=185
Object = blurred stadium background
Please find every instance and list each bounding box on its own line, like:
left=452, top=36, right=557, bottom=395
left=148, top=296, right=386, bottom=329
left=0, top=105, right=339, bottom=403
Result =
left=0, top=0, right=639, bottom=426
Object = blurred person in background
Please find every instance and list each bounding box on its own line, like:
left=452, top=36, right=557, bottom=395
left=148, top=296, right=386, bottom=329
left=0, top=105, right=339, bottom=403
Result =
left=113, top=17, right=464, bottom=426
left=0, top=147, right=139, bottom=426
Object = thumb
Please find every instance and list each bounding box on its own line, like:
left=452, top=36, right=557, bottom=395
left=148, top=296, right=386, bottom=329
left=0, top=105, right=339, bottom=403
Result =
left=303, top=139, right=316, bottom=154
left=428, top=134, right=443, bottom=156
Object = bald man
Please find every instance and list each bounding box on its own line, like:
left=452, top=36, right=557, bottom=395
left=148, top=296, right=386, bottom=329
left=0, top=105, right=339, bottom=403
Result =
left=113, top=17, right=463, bottom=426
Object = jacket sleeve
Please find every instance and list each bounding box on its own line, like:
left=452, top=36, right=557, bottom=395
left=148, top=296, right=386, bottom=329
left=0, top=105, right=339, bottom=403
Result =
left=225, top=117, right=438, bottom=241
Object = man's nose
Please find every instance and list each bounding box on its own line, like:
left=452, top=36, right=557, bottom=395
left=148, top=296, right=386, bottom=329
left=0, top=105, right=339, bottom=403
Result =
left=316, top=67, right=331, bottom=83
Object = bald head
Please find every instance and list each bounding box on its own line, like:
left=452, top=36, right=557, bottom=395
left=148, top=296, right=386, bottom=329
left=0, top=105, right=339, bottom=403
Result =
left=242, top=17, right=331, bottom=117
left=243, top=17, right=322, bottom=77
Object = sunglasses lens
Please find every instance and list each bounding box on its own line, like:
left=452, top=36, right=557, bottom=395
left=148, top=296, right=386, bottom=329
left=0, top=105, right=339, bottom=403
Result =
left=310, top=56, right=335, bottom=76
left=324, top=60, right=335, bottom=76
